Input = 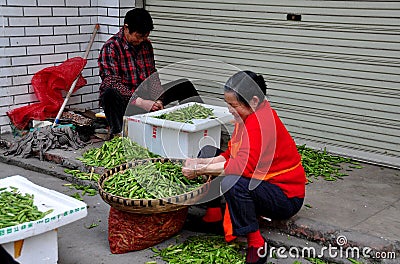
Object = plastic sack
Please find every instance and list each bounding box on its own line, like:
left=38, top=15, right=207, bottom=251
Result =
left=7, top=57, right=87, bottom=130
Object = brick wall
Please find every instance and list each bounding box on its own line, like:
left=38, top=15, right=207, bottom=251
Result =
left=0, top=0, right=138, bottom=134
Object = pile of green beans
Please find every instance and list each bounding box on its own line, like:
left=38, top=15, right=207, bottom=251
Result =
left=0, top=187, right=53, bottom=228
left=64, top=169, right=100, bottom=182
left=152, top=235, right=246, bottom=264
left=78, top=137, right=156, bottom=169
left=297, top=145, right=362, bottom=182
left=103, top=161, right=205, bottom=199
left=155, top=104, right=216, bottom=124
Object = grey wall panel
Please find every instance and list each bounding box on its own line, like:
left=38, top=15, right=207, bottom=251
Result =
left=146, top=0, right=400, bottom=168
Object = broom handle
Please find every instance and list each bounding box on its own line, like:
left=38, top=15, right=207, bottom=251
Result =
left=52, top=24, right=100, bottom=128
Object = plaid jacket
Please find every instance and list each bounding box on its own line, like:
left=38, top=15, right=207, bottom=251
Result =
left=98, top=27, right=162, bottom=103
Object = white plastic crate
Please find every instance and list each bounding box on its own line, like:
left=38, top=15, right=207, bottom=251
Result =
left=0, top=175, right=88, bottom=264
left=127, top=102, right=233, bottom=158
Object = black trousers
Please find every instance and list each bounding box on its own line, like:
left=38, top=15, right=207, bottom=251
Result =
left=100, top=79, right=203, bottom=135
left=197, top=146, right=304, bottom=236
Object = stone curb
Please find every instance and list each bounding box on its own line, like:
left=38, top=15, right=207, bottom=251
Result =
left=0, top=150, right=98, bottom=190
left=262, top=217, right=399, bottom=263
left=0, top=139, right=399, bottom=263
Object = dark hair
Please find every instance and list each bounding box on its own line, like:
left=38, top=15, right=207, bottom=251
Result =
left=224, top=70, right=267, bottom=107
left=124, top=8, right=154, bottom=34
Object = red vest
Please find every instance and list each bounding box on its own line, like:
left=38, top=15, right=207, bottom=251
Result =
left=221, top=101, right=307, bottom=241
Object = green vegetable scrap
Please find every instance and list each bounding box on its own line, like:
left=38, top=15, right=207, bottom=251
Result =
left=347, top=258, right=364, bottom=264
left=78, top=137, right=157, bottom=169
left=70, top=192, right=83, bottom=201
left=152, top=235, right=246, bottom=264
left=85, top=220, right=100, bottom=229
left=103, top=161, right=205, bottom=199
left=155, top=103, right=216, bottom=124
left=297, top=145, right=362, bottom=182
left=0, top=186, right=54, bottom=229
left=64, top=168, right=100, bottom=182
left=64, top=184, right=97, bottom=197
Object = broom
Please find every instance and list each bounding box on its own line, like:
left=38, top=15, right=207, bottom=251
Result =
left=52, top=24, right=100, bottom=128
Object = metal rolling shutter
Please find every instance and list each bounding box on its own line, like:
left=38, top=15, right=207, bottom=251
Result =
left=145, top=0, right=400, bottom=168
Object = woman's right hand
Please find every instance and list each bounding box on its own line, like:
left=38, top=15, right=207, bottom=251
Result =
left=182, top=158, right=203, bottom=179
left=136, top=97, right=159, bottom=112
left=151, top=100, right=164, bottom=111
left=182, top=166, right=198, bottom=180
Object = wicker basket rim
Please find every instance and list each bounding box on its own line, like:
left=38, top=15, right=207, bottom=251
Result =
left=98, top=158, right=211, bottom=203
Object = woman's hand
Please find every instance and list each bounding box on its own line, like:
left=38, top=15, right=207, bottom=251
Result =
left=182, top=156, right=227, bottom=179
left=151, top=100, right=164, bottom=111
left=135, top=97, right=156, bottom=111
left=135, top=98, right=164, bottom=112
left=182, top=158, right=205, bottom=179
left=182, top=163, right=206, bottom=180
left=184, top=158, right=198, bottom=168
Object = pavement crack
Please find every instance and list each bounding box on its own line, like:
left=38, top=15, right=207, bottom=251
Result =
left=348, top=197, right=400, bottom=230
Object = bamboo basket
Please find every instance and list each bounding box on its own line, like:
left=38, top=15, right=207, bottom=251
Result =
left=98, top=158, right=211, bottom=214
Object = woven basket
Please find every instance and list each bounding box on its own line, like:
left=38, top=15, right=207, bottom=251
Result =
left=98, top=158, right=211, bottom=214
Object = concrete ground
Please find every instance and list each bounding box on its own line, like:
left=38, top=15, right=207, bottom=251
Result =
left=0, top=133, right=399, bottom=264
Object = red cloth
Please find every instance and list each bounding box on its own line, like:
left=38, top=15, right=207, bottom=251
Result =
left=221, top=101, right=306, bottom=198
left=7, top=57, right=87, bottom=130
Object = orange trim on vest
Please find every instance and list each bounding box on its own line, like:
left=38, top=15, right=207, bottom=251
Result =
left=223, top=203, right=236, bottom=242
left=252, top=161, right=302, bottom=181
left=229, top=123, right=241, bottom=159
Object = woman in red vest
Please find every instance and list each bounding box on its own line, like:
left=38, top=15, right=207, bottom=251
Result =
left=182, top=70, right=307, bottom=264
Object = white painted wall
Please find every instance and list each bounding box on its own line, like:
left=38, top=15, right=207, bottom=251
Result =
left=0, top=0, right=137, bottom=133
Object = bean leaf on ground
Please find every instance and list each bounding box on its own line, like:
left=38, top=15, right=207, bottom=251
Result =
left=297, top=145, right=362, bottom=183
